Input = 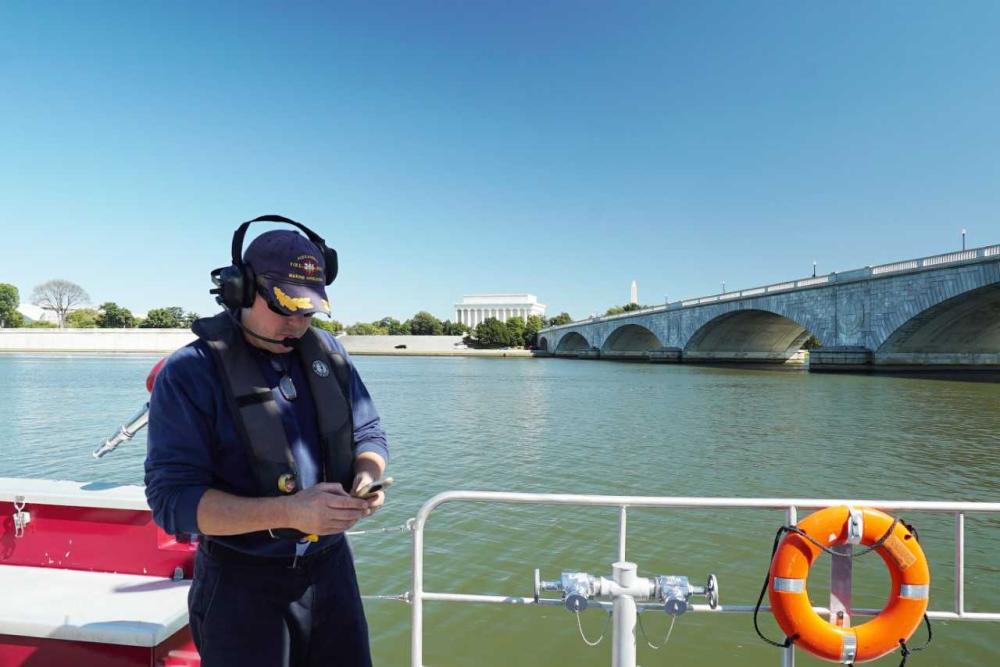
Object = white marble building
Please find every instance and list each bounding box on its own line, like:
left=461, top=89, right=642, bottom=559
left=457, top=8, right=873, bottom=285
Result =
left=455, top=294, right=546, bottom=328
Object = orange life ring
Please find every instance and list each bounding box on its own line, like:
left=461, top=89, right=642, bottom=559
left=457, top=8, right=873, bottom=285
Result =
left=768, top=506, right=930, bottom=663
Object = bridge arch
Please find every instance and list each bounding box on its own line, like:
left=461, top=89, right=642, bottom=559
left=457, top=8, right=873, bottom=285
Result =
left=554, top=331, right=590, bottom=353
left=684, top=309, right=813, bottom=362
left=601, top=324, right=662, bottom=353
left=538, top=336, right=549, bottom=352
left=878, top=283, right=1000, bottom=358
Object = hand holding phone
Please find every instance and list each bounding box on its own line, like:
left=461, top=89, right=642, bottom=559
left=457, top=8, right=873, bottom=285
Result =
left=354, top=476, right=394, bottom=499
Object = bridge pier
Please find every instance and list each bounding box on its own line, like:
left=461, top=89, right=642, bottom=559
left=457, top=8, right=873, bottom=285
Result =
left=683, top=350, right=807, bottom=365
left=807, top=347, right=873, bottom=372
left=648, top=347, right=682, bottom=363
left=600, top=350, right=649, bottom=361
left=873, top=352, right=1000, bottom=372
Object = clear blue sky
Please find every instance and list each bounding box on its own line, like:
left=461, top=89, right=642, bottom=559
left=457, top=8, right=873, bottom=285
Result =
left=2, top=1, right=998, bottom=323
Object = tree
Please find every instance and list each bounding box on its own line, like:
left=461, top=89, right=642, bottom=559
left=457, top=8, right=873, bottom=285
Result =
left=442, top=320, right=470, bottom=336
left=312, top=319, right=344, bottom=334
left=96, top=302, right=136, bottom=328
left=31, top=279, right=90, bottom=328
left=546, top=312, right=573, bottom=327
left=374, top=317, right=409, bottom=335
left=181, top=311, right=200, bottom=328
left=0, top=283, right=24, bottom=328
left=346, top=322, right=387, bottom=335
left=475, top=317, right=511, bottom=347
left=523, top=314, right=545, bottom=347
left=802, top=335, right=822, bottom=349
left=141, top=306, right=185, bottom=328
left=605, top=303, right=647, bottom=316
left=505, top=316, right=525, bottom=348
left=409, top=311, right=444, bottom=336
left=66, top=308, right=99, bottom=328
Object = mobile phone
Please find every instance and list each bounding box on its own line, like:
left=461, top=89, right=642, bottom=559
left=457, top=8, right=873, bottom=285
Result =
left=355, top=476, right=394, bottom=499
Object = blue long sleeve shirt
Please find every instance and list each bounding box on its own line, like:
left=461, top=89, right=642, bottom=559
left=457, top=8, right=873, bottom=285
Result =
left=144, top=328, right=388, bottom=556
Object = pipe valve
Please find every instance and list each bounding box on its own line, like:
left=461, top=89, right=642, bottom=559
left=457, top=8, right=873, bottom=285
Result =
left=655, top=574, right=719, bottom=615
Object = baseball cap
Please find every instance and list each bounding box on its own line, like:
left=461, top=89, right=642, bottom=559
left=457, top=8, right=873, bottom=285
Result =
left=244, top=230, right=331, bottom=316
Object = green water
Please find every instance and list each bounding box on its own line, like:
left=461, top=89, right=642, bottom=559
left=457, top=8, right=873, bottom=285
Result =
left=1, top=355, right=997, bottom=666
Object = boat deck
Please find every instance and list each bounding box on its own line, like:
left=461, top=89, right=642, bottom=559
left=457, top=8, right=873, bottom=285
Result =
left=0, top=565, right=190, bottom=647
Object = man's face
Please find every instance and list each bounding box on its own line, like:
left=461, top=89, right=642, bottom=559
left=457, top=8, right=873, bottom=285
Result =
left=242, top=291, right=313, bottom=353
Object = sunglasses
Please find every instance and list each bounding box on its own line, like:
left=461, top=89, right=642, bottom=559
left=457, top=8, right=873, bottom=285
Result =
left=256, top=285, right=297, bottom=317
left=269, top=358, right=297, bottom=401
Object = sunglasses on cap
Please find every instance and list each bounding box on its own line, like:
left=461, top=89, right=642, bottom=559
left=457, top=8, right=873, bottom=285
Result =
left=255, top=284, right=315, bottom=318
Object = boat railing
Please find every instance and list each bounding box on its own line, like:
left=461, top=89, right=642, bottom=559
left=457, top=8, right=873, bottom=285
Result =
left=406, top=492, right=1000, bottom=667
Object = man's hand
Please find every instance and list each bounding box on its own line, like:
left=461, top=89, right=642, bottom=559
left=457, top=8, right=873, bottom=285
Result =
left=352, top=453, right=387, bottom=511
left=283, top=482, right=370, bottom=535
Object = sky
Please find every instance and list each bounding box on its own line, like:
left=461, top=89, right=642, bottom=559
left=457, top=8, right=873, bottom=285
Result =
left=2, top=1, right=999, bottom=324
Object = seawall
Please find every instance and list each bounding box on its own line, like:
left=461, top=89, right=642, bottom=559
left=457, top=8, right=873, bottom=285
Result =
left=0, top=330, right=534, bottom=357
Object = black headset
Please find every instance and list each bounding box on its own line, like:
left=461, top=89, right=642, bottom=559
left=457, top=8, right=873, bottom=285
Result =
left=211, top=215, right=339, bottom=311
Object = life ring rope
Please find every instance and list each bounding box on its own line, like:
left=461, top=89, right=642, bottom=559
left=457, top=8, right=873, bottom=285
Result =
left=753, top=513, right=933, bottom=666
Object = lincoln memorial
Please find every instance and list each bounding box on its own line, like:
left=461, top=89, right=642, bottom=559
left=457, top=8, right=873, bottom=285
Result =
left=455, top=294, right=547, bottom=328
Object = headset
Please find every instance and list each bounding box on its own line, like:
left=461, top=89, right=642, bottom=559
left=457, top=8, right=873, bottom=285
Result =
left=211, top=215, right=339, bottom=311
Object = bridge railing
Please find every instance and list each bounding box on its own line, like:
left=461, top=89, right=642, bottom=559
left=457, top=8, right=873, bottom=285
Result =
left=541, top=243, right=1000, bottom=333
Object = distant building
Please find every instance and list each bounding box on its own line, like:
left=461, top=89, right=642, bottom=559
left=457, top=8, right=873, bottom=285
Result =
left=630, top=280, right=638, bottom=305
left=16, top=304, right=60, bottom=325
left=455, top=294, right=546, bottom=328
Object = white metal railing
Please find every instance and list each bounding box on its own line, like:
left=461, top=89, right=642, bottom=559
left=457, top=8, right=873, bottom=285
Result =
left=539, top=243, right=998, bottom=335
left=409, top=492, right=1000, bottom=667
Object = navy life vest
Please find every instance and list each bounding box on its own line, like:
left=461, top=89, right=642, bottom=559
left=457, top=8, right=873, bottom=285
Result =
left=192, top=312, right=355, bottom=538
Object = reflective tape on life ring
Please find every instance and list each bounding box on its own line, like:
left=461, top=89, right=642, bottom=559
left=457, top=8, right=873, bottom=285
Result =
left=773, top=577, right=806, bottom=593
left=768, top=506, right=930, bottom=664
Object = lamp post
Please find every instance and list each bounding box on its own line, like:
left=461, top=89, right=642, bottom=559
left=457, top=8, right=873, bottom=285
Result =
left=722, top=281, right=726, bottom=294
left=813, top=261, right=817, bottom=278
left=962, top=229, right=966, bottom=251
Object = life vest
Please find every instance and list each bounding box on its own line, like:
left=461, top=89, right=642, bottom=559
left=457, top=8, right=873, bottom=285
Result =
left=192, top=312, right=355, bottom=537
left=768, top=506, right=930, bottom=663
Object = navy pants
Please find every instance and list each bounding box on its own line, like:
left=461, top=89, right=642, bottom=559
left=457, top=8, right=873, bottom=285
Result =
left=188, top=538, right=372, bottom=667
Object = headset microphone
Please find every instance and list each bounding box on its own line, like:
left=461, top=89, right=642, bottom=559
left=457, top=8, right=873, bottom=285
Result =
left=224, top=309, right=301, bottom=349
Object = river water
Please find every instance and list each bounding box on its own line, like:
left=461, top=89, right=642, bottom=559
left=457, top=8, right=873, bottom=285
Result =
left=0, top=354, right=997, bottom=666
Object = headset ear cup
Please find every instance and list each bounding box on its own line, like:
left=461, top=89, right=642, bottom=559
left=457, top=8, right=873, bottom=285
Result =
left=241, top=264, right=257, bottom=308
left=214, top=265, right=243, bottom=310
left=324, top=248, right=338, bottom=284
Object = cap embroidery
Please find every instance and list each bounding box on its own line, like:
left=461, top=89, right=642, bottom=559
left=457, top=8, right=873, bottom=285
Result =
left=288, top=254, right=324, bottom=283
left=273, top=286, right=314, bottom=312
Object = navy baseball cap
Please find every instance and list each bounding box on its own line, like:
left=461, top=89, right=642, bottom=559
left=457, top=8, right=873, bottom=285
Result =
left=244, top=230, right=331, bottom=316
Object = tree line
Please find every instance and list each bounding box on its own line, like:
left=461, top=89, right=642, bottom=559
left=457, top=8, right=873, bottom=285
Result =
left=0, top=280, right=198, bottom=329
left=324, top=310, right=574, bottom=349
left=1, top=279, right=575, bottom=348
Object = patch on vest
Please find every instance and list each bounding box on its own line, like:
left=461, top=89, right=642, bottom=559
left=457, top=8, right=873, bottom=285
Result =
left=312, top=360, right=331, bottom=377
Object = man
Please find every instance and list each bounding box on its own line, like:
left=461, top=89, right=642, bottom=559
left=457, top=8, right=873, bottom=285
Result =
left=145, top=220, right=388, bottom=667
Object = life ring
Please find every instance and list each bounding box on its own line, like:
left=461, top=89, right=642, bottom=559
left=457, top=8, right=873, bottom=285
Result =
left=768, top=506, right=930, bottom=663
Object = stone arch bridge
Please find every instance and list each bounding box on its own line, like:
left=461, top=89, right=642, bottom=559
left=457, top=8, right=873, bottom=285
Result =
left=538, top=245, right=1000, bottom=371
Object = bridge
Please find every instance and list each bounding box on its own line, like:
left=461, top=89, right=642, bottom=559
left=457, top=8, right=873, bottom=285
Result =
left=538, top=245, right=1000, bottom=371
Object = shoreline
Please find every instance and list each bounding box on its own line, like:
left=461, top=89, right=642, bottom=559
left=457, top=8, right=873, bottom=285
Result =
left=0, top=330, right=538, bottom=358
left=0, top=348, right=538, bottom=358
